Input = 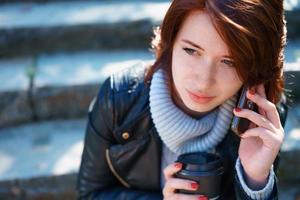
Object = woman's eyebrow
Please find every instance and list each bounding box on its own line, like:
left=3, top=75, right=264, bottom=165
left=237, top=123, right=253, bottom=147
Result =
left=223, top=55, right=234, bottom=59
left=181, top=39, right=233, bottom=59
left=181, top=39, right=204, bottom=50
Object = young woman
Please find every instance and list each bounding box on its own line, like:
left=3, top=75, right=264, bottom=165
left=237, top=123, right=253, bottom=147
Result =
left=77, top=0, right=288, bottom=199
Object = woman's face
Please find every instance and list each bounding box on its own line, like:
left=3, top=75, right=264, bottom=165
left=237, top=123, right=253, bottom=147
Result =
left=171, top=10, right=243, bottom=116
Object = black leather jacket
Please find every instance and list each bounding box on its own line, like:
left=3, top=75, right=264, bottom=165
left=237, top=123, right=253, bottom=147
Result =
left=77, top=63, right=288, bottom=200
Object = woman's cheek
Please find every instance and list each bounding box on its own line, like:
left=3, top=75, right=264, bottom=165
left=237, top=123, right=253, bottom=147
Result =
left=217, top=67, right=239, bottom=83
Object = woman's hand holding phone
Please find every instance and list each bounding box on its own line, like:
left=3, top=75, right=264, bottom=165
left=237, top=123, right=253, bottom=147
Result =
left=233, top=84, right=284, bottom=189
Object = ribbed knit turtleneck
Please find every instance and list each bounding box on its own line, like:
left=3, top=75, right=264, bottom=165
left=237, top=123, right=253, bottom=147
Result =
left=149, top=68, right=237, bottom=154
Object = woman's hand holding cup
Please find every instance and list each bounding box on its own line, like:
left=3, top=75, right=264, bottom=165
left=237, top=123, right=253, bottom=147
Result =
left=162, top=162, right=208, bottom=200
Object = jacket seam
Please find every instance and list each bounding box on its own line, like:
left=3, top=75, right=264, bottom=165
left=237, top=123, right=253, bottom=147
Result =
left=105, top=149, right=131, bottom=188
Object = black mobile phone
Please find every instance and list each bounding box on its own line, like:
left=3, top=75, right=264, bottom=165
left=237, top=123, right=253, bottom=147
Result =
left=231, top=86, right=258, bottom=136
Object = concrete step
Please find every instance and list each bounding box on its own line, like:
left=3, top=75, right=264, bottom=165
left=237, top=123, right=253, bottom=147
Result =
left=1, top=1, right=300, bottom=58
left=0, top=119, right=85, bottom=182
left=0, top=173, right=77, bottom=200
left=0, top=83, right=99, bottom=128
left=0, top=50, right=153, bottom=92
left=0, top=0, right=170, bottom=58
left=0, top=49, right=154, bottom=128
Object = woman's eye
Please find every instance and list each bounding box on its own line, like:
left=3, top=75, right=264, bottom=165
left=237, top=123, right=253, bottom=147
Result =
left=183, top=47, right=197, bottom=55
left=222, top=59, right=234, bottom=67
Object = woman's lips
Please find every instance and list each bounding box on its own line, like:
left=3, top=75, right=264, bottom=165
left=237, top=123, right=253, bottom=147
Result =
left=186, top=90, right=215, bottom=104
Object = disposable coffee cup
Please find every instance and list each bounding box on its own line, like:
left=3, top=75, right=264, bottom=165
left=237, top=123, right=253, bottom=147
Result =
left=175, top=152, right=224, bottom=199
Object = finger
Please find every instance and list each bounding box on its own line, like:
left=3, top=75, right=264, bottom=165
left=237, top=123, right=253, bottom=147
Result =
left=240, top=127, right=283, bottom=150
left=164, top=162, right=182, bottom=180
left=166, top=194, right=208, bottom=200
left=246, top=88, right=281, bottom=129
left=233, top=107, right=277, bottom=132
left=163, top=178, right=199, bottom=197
left=253, top=85, right=267, bottom=117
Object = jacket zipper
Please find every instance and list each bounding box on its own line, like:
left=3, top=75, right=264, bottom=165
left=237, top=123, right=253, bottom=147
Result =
left=105, top=149, right=131, bottom=188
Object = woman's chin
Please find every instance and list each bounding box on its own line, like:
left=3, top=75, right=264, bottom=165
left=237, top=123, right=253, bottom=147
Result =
left=184, top=100, right=217, bottom=114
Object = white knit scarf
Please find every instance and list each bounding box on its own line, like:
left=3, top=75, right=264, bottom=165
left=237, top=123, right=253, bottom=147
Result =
left=149, top=68, right=237, bottom=154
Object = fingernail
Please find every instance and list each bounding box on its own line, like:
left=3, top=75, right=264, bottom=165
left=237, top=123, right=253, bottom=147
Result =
left=199, top=196, right=208, bottom=200
left=249, top=88, right=255, bottom=95
left=191, top=182, right=198, bottom=189
left=234, top=107, right=242, bottom=112
left=174, top=163, right=182, bottom=169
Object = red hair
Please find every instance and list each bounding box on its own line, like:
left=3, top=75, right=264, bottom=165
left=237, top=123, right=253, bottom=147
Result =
left=145, top=0, right=286, bottom=104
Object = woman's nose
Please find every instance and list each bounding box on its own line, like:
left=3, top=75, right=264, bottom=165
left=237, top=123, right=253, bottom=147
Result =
left=194, top=62, right=215, bottom=90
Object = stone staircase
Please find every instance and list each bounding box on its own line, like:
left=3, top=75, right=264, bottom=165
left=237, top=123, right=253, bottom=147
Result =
left=0, top=0, right=299, bottom=199
left=0, top=0, right=168, bottom=58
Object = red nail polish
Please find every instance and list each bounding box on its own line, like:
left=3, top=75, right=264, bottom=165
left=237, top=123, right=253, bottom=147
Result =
left=235, top=107, right=242, bottom=112
left=174, top=163, right=182, bottom=169
left=249, top=88, right=255, bottom=95
left=199, top=196, right=208, bottom=200
left=191, top=182, right=198, bottom=189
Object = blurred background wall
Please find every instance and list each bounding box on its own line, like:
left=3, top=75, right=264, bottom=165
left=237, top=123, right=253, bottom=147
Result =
left=0, top=0, right=299, bottom=199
